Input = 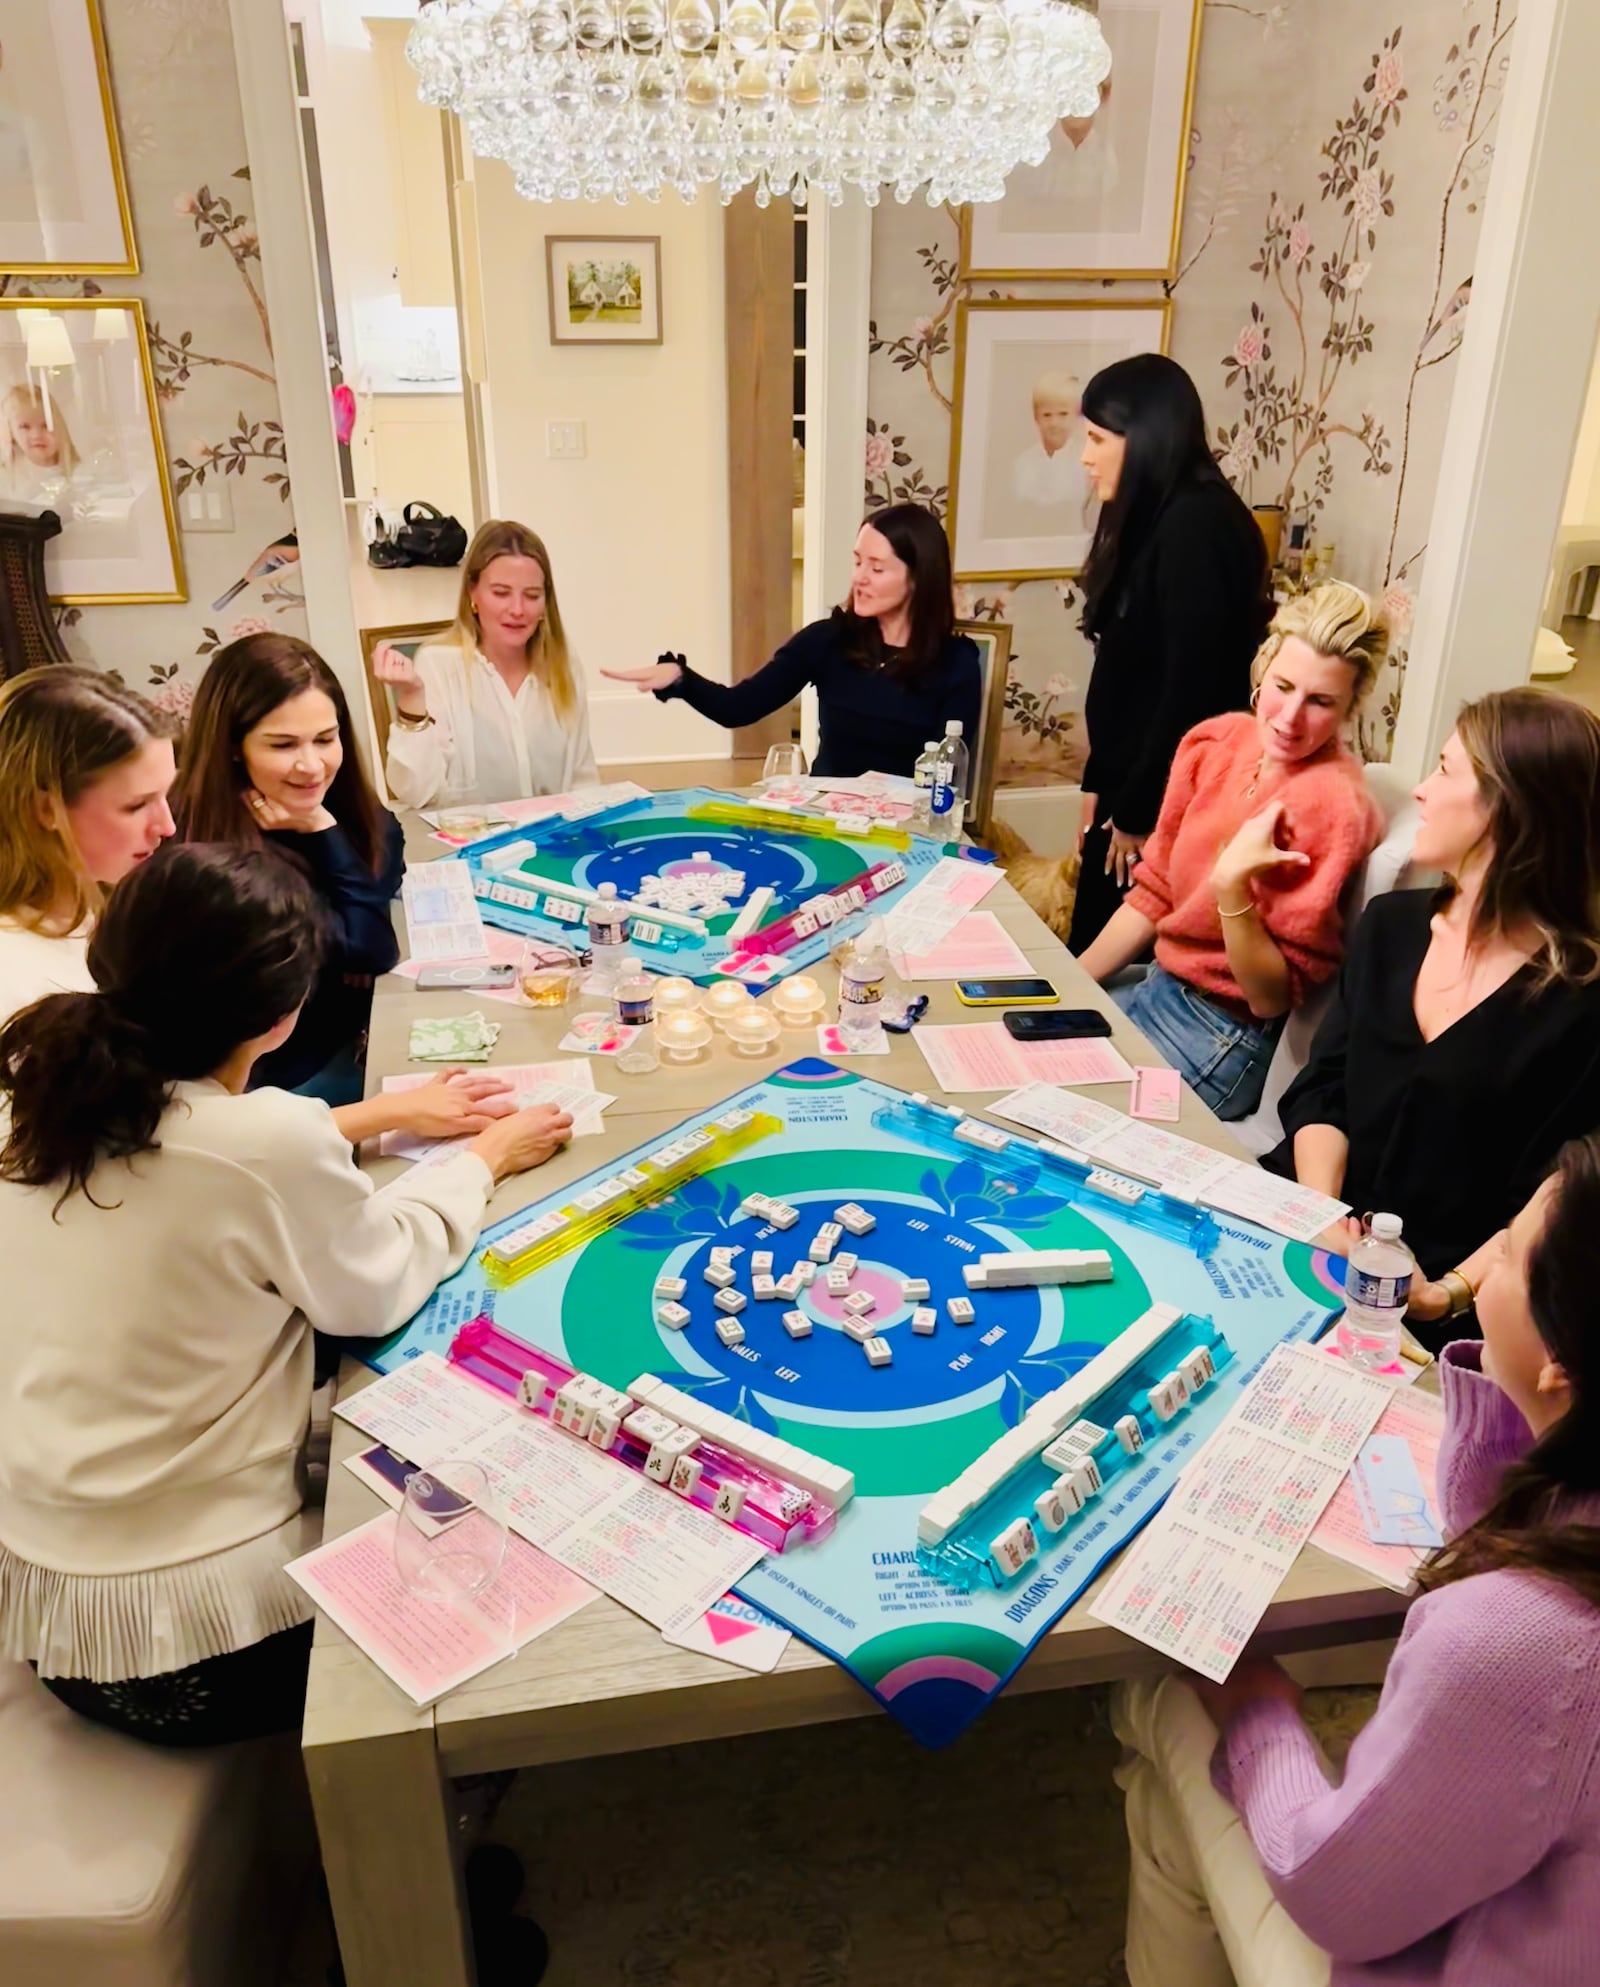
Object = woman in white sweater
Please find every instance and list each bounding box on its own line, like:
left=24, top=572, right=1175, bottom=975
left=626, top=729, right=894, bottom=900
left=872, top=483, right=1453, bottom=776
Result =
left=0, top=842, right=572, bottom=1745
left=375, top=518, right=599, bottom=809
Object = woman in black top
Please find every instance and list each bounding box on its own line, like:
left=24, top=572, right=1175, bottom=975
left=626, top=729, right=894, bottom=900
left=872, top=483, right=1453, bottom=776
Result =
left=603, top=503, right=981, bottom=779
left=1067, top=354, right=1270, bottom=953
left=173, top=633, right=405, bottom=1103
left=1269, top=689, right=1600, bottom=1348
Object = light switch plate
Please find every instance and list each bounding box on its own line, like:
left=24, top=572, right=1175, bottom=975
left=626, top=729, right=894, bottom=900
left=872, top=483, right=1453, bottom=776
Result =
left=546, top=420, right=586, bottom=459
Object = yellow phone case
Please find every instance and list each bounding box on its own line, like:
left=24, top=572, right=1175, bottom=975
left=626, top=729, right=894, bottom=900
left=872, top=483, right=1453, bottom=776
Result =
left=953, top=984, right=1058, bottom=1007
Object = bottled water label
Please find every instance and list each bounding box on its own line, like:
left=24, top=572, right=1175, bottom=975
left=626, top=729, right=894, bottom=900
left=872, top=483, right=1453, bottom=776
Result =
left=840, top=978, right=883, bottom=1008
left=930, top=781, right=956, bottom=817
left=1347, top=1266, right=1411, bottom=1311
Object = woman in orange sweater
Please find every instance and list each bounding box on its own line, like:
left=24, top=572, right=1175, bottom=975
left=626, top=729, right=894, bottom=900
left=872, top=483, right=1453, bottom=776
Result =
left=1079, top=583, right=1386, bottom=1119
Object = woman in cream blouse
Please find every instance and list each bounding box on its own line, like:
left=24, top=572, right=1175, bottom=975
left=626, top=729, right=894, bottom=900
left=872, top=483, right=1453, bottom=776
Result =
left=375, top=518, right=598, bottom=808
left=0, top=842, right=572, bottom=1745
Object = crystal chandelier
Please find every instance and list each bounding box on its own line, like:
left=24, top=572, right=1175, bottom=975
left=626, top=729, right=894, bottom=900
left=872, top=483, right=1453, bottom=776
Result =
left=406, top=0, right=1113, bottom=208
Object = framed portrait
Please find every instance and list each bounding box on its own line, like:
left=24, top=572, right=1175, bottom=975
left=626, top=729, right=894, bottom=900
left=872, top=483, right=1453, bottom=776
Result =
left=545, top=236, right=663, bottom=346
left=954, top=617, right=1012, bottom=839
left=0, top=0, right=138, bottom=275
left=949, top=298, right=1170, bottom=583
left=0, top=299, right=185, bottom=604
left=959, top=0, right=1202, bottom=280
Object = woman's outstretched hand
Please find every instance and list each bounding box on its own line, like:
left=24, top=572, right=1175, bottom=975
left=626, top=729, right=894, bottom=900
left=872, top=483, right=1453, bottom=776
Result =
left=601, top=653, right=686, bottom=694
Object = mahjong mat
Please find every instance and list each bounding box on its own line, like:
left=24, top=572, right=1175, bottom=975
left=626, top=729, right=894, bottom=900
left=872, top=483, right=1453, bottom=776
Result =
left=367, top=1063, right=1343, bottom=1747
left=459, top=788, right=966, bottom=983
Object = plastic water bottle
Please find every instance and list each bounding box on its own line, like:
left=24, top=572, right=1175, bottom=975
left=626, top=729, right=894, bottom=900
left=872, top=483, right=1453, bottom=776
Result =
left=836, top=918, right=890, bottom=1047
left=1337, top=1213, right=1415, bottom=1371
left=911, top=739, right=940, bottom=832
left=930, top=719, right=970, bottom=839
left=585, top=883, right=629, bottom=989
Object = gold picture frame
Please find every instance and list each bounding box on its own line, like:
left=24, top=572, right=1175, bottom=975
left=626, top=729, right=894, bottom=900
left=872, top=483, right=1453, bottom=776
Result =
left=545, top=235, right=663, bottom=346
left=958, top=0, right=1202, bottom=282
left=956, top=617, right=1012, bottom=839
left=359, top=618, right=451, bottom=764
left=0, top=298, right=184, bottom=604
left=948, top=296, right=1171, bottom=585
left=0, top=0, right=139, bottom=276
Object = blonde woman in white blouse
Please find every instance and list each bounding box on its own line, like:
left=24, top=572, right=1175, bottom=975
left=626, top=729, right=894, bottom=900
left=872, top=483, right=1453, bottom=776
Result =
left=0, top=842, right=572, bottom=1746
left=375, top=518, right=599, bottom=808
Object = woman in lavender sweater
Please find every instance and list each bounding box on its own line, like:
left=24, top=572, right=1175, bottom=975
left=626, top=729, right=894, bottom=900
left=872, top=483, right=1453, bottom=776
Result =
left=1112, top=1133, right=1600, bottom=1987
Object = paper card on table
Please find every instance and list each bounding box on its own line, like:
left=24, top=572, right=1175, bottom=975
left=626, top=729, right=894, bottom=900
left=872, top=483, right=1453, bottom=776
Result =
left=451, top=1412, right=634, bottom=1546
left=663, top=1592, right=793, bottom=1673
left=286, top=1512, right=597, bottom=1706
left=1090, top=1343, right=1391, bottom=1680
left=1352, top=1435, right=1444, bottom=1548
left=333, top=1353, right=513, bottom=1468
left=882, top=856, right=1003, bottom=956
left=990, top=1082, right=1127, bottom=1152
left=818, top=1022, right=891, bottom=1057
left=557, top=1012, right=629, bottom=1055
left=377, top=1062, right=606, bottom=1159
left=424, top=782, right=651, bottom=844
left=912, top=1023, right=1131, bottom=1093
left=1199, top=1166, right=1351, bottom=1247
left=392, top=926, right=528, bottom=1002
left=1310, top=1387, right=1445, bottom=1591
left=1130, top=1066, right=1183, bottom=1122
left=542, top=1477, right=765, bottom=1637
left=717, top=953, right=781, bottom=982
left=895, top=910, right=1033, bottom=981
left=401, top=859, right=489, bottom=964
left=1085, top=1117, right=1239, bottom=1200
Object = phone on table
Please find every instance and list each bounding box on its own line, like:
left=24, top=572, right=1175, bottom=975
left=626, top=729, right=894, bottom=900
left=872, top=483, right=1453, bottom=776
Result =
left=1003, top=1008, right=1113, bottom=1042
left=415, top=963, right=517, bottom=990
left=954, top=977, right=1059, bottom=1007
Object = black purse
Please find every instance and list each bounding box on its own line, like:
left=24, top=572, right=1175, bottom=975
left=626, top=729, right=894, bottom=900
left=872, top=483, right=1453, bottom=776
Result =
left=391, top=502, right=468, bottom=568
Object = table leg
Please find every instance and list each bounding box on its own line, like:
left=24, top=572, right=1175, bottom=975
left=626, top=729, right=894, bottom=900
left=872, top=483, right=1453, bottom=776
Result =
left=303, top=1715, right=474, bottom=1987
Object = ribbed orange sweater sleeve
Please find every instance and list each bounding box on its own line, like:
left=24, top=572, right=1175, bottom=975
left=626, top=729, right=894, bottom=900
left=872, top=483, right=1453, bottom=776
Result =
left=1125, top=713, right=1382, bottom=1013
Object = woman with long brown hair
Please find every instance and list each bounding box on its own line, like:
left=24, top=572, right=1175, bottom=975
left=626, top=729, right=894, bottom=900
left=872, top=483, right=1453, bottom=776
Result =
left=1268, top=687, right=1600, bottom=1345
left=374, top=518, right=597, bottom=808
left=173, top=631, right=405, bottom=1104
left=0, top=667, right=176, bottom=1021
left=1110, top=1133, right=1600, bottom=1987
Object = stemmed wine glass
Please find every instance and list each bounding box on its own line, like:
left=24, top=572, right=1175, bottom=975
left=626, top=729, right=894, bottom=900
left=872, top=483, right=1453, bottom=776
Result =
left=393, top=1462, right=512, bottom=1641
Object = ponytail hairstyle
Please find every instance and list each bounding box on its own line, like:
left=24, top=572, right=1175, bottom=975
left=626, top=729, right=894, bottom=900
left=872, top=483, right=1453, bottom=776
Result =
left=173, top=633, right=389, bottom=874
left=0, top=667, right=174, bottom=934
left=0, top=844, right=326, bottom=1210
left=1417, top=1132, right=1600, bottom=1611
left=452, top=519, right=578, bottom=725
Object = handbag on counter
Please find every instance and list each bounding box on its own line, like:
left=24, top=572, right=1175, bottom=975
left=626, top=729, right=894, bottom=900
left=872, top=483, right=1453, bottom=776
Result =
left=368, top=502, right=468, bottom=569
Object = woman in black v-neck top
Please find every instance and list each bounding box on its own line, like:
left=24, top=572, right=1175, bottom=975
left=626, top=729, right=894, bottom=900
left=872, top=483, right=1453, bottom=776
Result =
left=1267, top=689, right=1600, bottom=1345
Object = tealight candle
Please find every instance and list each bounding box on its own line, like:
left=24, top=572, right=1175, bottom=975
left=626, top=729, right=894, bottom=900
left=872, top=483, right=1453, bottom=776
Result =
left=701, top=978, right=755, bottom=1031
left=724, top=1004, right=781, bottom=1056
left=770, top=973, right=827, bottom=1026
left=652, top=976, right=700, bottom=1017
left=656, top=1011, right=713, bottom=1063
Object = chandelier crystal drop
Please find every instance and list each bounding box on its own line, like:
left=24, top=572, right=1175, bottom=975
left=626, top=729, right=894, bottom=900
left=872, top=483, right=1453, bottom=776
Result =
left=406, top=0, right=1112, bottom=208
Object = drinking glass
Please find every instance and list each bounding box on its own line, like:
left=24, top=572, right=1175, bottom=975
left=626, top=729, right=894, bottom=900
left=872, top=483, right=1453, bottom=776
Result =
left=393, top=1462, right=509, bottom=1618
left=762, top=742, right=809, bottom=780
left=518, top=942, right=580, bottom=1010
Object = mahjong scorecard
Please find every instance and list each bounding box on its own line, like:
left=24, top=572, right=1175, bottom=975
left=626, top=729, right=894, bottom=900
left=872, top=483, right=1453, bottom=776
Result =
left=458, top=786, right=973, bottom=983
left=370, top=1061, right=1343, bottom=1748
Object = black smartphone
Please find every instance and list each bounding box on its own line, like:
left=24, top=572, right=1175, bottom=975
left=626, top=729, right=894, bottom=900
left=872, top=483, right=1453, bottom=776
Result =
left=1003, top=1008, right=1114, bottom=1042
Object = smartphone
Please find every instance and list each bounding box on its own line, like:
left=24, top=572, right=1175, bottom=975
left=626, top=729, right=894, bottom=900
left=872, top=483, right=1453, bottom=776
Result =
left=954, top=977, right=1059, bottom=1007
left=415, top=962, right=517, bottom=990
left=1003, top=1008, right=1114, bottom=1041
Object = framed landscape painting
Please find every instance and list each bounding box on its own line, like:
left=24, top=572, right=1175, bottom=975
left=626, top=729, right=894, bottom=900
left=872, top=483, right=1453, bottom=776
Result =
left=960, top=0, right=1201, bottom=280
left=0, top=0, right=138, bottom=274
left=949, top=298, right=1170, bottom=583
left=546, top=236, right=663, bottom=346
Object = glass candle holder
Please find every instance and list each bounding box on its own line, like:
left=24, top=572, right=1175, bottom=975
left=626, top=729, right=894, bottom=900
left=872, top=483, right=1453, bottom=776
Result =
left=701, top=979, right=755, bottom=1031
left=770, top=973, right=827, bottom=1027
left=724, top=1004, right=781, bottom=1057
left=615, top=1023, right=660, bottom=1076
left=656, top=1010, right=713, bottom=1064
left=652, top=976, right=700, bottom=1018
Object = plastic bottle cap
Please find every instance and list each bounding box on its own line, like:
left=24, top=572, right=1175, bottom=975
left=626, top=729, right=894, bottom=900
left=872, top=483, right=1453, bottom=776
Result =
left=945, top=720, right=963, bottom=736
left=597, top=883, right=617, bottom=900
left=923, top=740, right=938, bottom=751
left=1369, top=1213, right=1403, bottom=1240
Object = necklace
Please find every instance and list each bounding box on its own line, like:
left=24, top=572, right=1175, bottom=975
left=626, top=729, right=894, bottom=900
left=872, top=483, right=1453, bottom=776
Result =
left=1242, top=752, right=1268, bottom=802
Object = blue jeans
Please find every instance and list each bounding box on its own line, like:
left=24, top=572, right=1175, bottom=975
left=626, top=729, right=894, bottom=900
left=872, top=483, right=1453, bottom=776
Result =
left=1111, top=965, right=1281, bottom=1122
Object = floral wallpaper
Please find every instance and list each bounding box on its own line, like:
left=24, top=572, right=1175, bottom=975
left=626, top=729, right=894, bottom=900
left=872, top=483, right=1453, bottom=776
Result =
left=0, top=0, right=304, bottom=720
left=866, top=0, right=1516, bottom=783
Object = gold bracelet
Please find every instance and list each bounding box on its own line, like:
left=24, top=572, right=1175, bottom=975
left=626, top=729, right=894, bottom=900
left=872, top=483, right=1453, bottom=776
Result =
left=391, top=707, right=433, bottom=731
left=1439, top=1269, right=1476, bottom=1318
left=1216, top=897, right=1257, bottom=920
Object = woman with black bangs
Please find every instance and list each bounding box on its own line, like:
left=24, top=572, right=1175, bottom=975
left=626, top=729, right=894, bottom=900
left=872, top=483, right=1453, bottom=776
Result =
left=603, top=502, right=981, bottom=779
left=1067, top=353, right=1271, bottom=953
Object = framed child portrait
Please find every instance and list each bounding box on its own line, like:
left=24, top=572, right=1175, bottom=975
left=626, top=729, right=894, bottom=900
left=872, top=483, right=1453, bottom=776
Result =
left=0, top=0, right=138, bottom=275
left=948, top=298, right=1170, bottom=583
left=0, top=299, right=185, bottom=604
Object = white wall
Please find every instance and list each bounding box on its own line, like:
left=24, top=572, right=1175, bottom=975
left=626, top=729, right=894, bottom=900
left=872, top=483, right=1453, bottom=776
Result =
left=1562, top=329, right=1600, bottom=530
left=469, top=169, right=732, bottom=762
